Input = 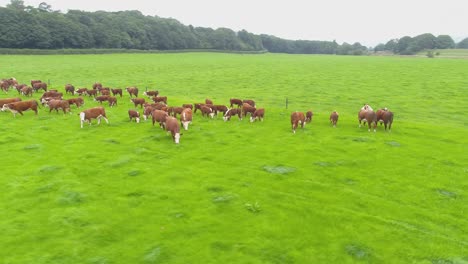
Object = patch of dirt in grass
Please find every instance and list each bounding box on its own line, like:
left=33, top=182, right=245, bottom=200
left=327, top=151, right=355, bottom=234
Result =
left=345, top=244, right=372, bottom=260
left=435, top=189, right=458, bottom=199
left=211, top=241, right=232, bottom=251
left=24, top=144, right=42, bottom=150
left=58, top=190, right=86, bottom=205
left=127, top=170, right=141, bottom=176
left=206, top=186, right=224, bottom=192
left=386, top=141, right=401, bottom=147
left=352, top=137, right=374, bottom=143
left=103, top=138, right=120, bottom=144
left=263, top=166, right=296, bottom=174
left=38, top=165, right=62, bottom=174
left=212, top=194, right=236, bottom=203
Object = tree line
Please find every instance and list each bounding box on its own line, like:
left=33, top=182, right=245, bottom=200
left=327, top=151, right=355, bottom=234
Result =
left=0, top=1, right=367, bottom=55
left=374, top=33, right=468, bottom=54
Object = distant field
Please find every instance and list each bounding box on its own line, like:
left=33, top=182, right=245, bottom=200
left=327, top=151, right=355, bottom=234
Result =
left=1, top=53, right=467, bottom=263
left=417, top=49, right=468, bottom=58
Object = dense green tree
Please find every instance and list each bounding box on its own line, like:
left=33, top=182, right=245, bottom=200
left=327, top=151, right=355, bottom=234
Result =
left=435, top=35, right=455, bottom=49
left=457, top=37, right=468, bottom=49
left=373, top=43, right=386, bottom=52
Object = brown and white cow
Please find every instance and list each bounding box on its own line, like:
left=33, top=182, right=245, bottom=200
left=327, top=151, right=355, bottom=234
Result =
left=229, top=98, right=243, bottom=108
left=143, top=90, right=159, bottom=97
left=86, top=89, right=97, bottom=97
left=126, top=87, right=138, bottom=97
left=94, top=95, right=110, bottom=104
left=30, top=80, right=42, bottom=88
left=100, top=89, right=110, bottom=96
left=152, top=109, right=169, bottom=128
left=128, top=110, right=140, bottom=123
left=223, top=108, right=242, bottom=121
left=65, top=84, right=75, bottom=95
left=180, top=108, right=192, bottom=130
left=131, top=98, right=145, bottom=108
left=92, top=82, right=102, bottom=90
left=20, top=86, right=33, bottom=96
left=165, top=116, right=181, bottom=144
left=182, top=104, right=193, bottom=109
left=76, top=88, right=88, bottom=96
left=152, top=96, right=167, bottom=104
left=2, top=100, right=38, bottom=117
left=67, top=97, right=84, bottom=108
left=243, top=99, right=256, bottom=107
left=200, top=105, right=215, bottom=118
left=169, top=106, right=185, bottom=118
left=241, top=103, right=256, bottom=119
left=358, top=109, right=377, bottom=132
left=377, top=108, right=393, bottom=131
left=0, top=80, right=10, bottom=92
left=111, top=88, right=122, bottom=97
left=306, top=110, right=313, bottom=123
left=79, top=107, right=109, bottom=128
left=108, top=96, right=117, bottom=107
left=205, top=98, right=213, bottom=105
left=250, top=108, right=265, bottom=122
left=291, top=111, right=306, bottom=133
left=0, top=97, right=22, bottom=108
left=211, top=105, right=229, bottom=116
left=32, top=82, right=47, bottom=92
left=330, top=111, right=339, bottom=127
left=143, top=106, right=155, bottom=121
left=47, top=99, right=71, bottom=114
left=14, top=84, right=27, bottom=94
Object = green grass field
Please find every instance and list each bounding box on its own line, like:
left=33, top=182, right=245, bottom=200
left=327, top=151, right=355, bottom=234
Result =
left=1, top=53, right=467, bottom=263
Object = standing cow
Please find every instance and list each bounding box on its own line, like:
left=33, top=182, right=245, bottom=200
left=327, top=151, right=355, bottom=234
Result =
left=128, top=110, right=140, bottom=123
left=79, top=107, right=109, bottom=128
left=330, top=111, right=339, bottom=127
left=250, top=108, right=265, bottom=122
left=165, top=116, right=181, bottom=144
left=180, top=108, right=192, bottom=130
left=291, top=111, right=306, bottom=134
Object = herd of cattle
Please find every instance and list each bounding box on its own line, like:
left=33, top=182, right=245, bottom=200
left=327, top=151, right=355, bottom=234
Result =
left=0, top=77, right=394, bottom=144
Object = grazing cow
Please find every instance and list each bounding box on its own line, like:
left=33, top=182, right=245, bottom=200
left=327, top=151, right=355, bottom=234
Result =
left=111, top=88, right=122, bottom=97
left=79, top=107, right=108, bottom=128
left=32, top=82, right=47, bottom=92
left=14, top=84, right=27, bottom=94
left=243, top=99, right=256, bottom=107
left=229, top=98, right=243, bottom=108
left=76, top=88, right=88, bottom=96
left=2, top=100, right=38, bottom=117
left=306, top=110, right=313, bottom=123
left=143, top=106, right=155, bottom=120
left=361, top=104, right=373, bottom=111
left=94, top=95, right=110, bottom=104
left=0, top=97, right=22, bottom=108
left=330, top=111, right=339, bottom=127
left=180, top=108, right=192, bottom=130
left=40, top=91, right=63, bottom=102
left=200, top=105, right=215, bottom=118
left=128, top=110, right=140, bottom=123
left=193, top=103, right=203, bottom=113
left=211, top=105, right=229, bottom=116
left=143, top=90, right=159, bottom=97
left=359, top=110, right=377, bottom=132
left=20, top=86, right=33, bottom=96
left=152, top=96, right=167, bottom=104
left=126, top=87, right=138, bottom=97
left=377, top=108, right=393, bottom=131
left=47, top=99, right=71, bottom=114
left=31, top=80, right=42, bottom=87
left=169, top=106, right=185, bottom=118
left=92, top=83, right=102, bottom=90
left=291, top=111, right=306, bottom=134
left=131, top=98, right=145, bottom=108
left=165, top=116, right=181, bottom=144
left=67, top=97, right=84, bottom=108
left=86, top=89, right=97, bottom=97
left=182, top=104, right=193, bottom=109
left=101, top=89, right=110, bottom=96
left=250, top=108, right=265, bottom=122
left=108, top=96, right=117, bottom=107
left=152, top=109, right=169, bottom=128
left=152, top=102, right=167, bottom=110
left=65, top=84, right=75, bottom=95
left=241, top=103, right=256, bottom=119
left=223, top=108, right=242, bottom=121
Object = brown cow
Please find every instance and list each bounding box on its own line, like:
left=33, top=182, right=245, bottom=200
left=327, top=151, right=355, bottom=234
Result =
left=131, top=98, right=145, bottom=108
left=32, top=82, right=47, bottom=92
left=79, top=107, right=108, bottom=128
left=67, top=97, right=84, bottom=108
left=111, top=88, right=122, bottom=97
left=306, top=110, right=313, bottom=123
left=0, top=97, right=22, bottom=108
left=47, top=99, right=71, bottom=114
left=330, top=111, right=339, bottom=127
left=0, top=80, right=9, bottom=92
left=126, top=87, right=138, bottom=97
left=92, top=83, right=102, bottom=90
left=21, top=86, right=33, bottom=96
left=193, top=103, right=203, bottom=113
left=200, top=105, right=215, bottom=118
left=152, top=109, right=169, bottom=128
left=152, top=96, right=167, bottom=104
left=211, top=105, right=229, bottom=116
left=180, top=108, right=192, bottom=130
left=2, top=100, right=38, bottom=117
left=205, top=98, right=213, bottom=105
left=359, top=110, right=377, bottom=132
left=229, top=98, right=243, bottom=108
left=128, top=110, right=140, bottom=123
left=165, top=116, right=181, bottom=144
left=143, top=106, right=155, bottom=121
left=108, top=96, right=117, bottom=107
left=243, top=99, right=256, bottom=107
left=95, top=95, right=110, bottom=104
left=143, top=90, right=159, bottom=97
left=241, top=103, right=256, bottom=119
left=291, top=111, right=306, bottom=134
left=40, top=91, right=62, bottom=103
left=250, top=108, right=265, bottom=122
left=223, top=108, right=241, bottom=121
left=377, top=108, right=393, bottom=131
left=76, top=88, right=88, bottom=96
left=101, top=89, right=110, bottom=96
left=31, top=80, right=42, bottom=87
left=182, top=104, right=193, bottom=109
left=65, top=84, right=75, bottom=95
left=86, top=89, right=97, bottom=97
left=169, top=106, right=185, bottom=118
left=14, top=84, right=27, bottom=94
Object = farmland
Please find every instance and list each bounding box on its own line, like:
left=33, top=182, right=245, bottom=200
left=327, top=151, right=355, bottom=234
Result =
left=1, top=53, right=467, bottom=263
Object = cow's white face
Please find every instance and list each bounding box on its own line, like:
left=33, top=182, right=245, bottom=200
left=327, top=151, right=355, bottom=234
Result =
left=182, top=121, right=189, bottom=130
left=174, top=133, right=180, bottom=144
left=1, top=105, right=8, bottom=111
left=136, top=117, right=140, bottom=123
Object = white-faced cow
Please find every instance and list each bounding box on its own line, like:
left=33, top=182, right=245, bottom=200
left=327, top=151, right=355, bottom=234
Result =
left=152, top=109, right=169, bottom=128
left=200, top=105, right=215, bottom=118
left=241, top=103, right=256, bottom=119
left=165, top=116, right=181, bottom=144
left=152, top=96, right=167, bottom=104
left=180, top=108, right=192, bottom=130
left=111, top=88, right=122, bottom=97
left=47, top=99, right=71, bottom=114
left=306, top=110, right=313, bottom=123
left=65, top=84, right=75, bottom=95
left=291, top=111, right=306, bottom=134
left=108, top=96, right=117, bottom=107
left=2, top=100, right=38, bottom=117
left=79, top=107, right=109, bottom=128
left=250, top=108, right=265, bottom=122
left=32, top=82, right=47, bottom=92
left=67, top=97, right=84, bottom=108
left=92, top=82, right=103, bottom=90
left=94, top=95, right=110, bottom=104
left=358, top=109, right=377, bottom=132
left=223, top=108, right=241, bottom=121
left=330, top=111, right=339, bottom=127
left=128, top=110, right=140, bottom=123
left=20, top=86, right=33, bottom=97
left=143, top=90, right=159, bottom=97
left=76, top=88, right=88, bottom=96
left=131, top=98, right=145, bottom=108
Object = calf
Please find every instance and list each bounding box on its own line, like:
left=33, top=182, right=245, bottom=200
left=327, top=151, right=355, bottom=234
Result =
left=250, top=108, right=265, bottom=122
left=92, top=82, right=102, bottom=90
left=330, top=111, right=339, bottom=127
left=243, top=99, right=256, bottom=107
left=47, top=99, right=71, bottom=114
left=306, top=110, right=313, bottom=123
left=165, top=116, right=181, bottom=144
left=79, top=107, right=109, bottom=128
left=128, top=109, right=140, bottom=123
left=200, top=105, right=215, bottom=118
left=291, top=111, right=306, bottom=134
left=212, top=105, right=229, bottom=116
left=2, top=100, right=38, bottom=117
left=180, top=108, right=192, bottom=130
left=111, top=88, right=122, bottom=97
left=170, top=106, right=185, bottom=118
left=131, top=98, right=145, bottom=108
left=223, top=108, right=241, bottom=121
left=67, top=97, right=84, bottom=108
left=108, top=96, right=117, bottom=107
left=229, top=98, right=243, bottom=108
left=14, top=84, right=27, bottom=94
left=241, top=103, right=256, bottom=119
left=100, top=89, right=110, bottom=96
left=94, top=95, right=110, bottom=104
left=359, top=110, right=377, bottom=132
left=0, top=80, right=10, bottom=92
left=152, top=109, right=169, bottom=128
left=65, top=84, right=75, bottom=95
left=143, top=90, right=159, bottom=97
left=126, top=87, right=138, bottom=97
left=30, top=80, right=42, bottom=87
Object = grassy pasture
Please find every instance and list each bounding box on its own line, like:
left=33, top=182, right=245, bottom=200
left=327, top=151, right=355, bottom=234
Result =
left=0, top=53, right=467, bottom=263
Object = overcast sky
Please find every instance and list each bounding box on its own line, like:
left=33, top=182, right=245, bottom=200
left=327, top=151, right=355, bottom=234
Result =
left=1, top=0, right=467, bottom=46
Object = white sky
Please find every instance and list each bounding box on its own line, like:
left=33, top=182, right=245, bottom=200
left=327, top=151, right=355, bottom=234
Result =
left=1, top=0, right=467, bottom=46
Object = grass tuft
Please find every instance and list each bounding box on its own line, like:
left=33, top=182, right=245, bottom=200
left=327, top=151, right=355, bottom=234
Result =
left=263, top=166, right=296, bottom=174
